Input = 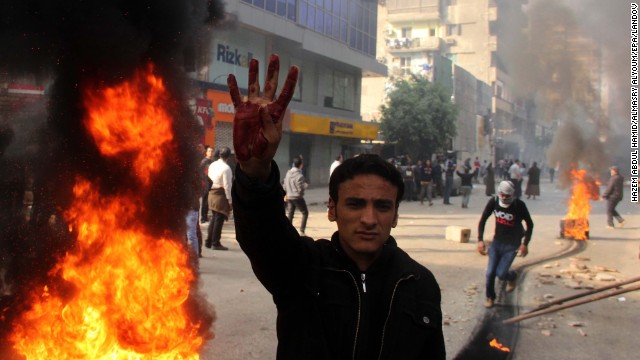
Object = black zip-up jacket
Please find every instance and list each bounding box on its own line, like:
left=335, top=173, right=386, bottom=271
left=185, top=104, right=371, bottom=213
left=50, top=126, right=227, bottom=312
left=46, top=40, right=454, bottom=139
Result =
left=232, top=162, right=445, bottom=360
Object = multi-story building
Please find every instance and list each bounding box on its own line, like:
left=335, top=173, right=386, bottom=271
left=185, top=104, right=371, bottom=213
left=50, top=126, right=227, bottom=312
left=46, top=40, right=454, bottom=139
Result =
left=193, top=0, right=387, bottom=186
left=363, top=0, right=530, bottom=164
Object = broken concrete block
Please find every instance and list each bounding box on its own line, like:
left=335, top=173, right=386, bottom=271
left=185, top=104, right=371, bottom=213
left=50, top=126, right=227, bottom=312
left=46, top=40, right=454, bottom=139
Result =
left=445, top=226, right=470, bottom=243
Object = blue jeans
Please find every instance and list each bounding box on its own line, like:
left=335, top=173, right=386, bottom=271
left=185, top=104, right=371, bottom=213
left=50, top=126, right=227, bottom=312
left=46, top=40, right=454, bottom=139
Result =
left=485, top=241, right=519, bottom=299
left=185, top=210, right=199, bottom=257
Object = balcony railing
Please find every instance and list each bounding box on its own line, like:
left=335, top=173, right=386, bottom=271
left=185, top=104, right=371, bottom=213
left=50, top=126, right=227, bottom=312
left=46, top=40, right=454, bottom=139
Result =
left=385, top=37, right=442, bottom=52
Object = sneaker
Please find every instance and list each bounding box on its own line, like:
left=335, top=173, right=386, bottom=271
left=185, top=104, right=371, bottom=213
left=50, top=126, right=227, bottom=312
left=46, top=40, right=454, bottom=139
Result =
left=606, top=225, right=614, bottom=230
left=212, top=245, right=229, bottom=251
left=619, top=220, right=625, bottom=228
left=484, top=298, right=494, bottom=308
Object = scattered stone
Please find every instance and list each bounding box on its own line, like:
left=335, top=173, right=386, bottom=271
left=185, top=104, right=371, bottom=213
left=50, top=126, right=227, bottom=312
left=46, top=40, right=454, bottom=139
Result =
left=563, top=280, right=582, bottom=289
left=541, top=330, right=552, bottom=336
left=539, top=278, right=555, bottom=285
left=618, top=297, right=626, bottom=302
left=593, top=266, right=619, bottom=273
left=543, top=264, right=553, bottom=269
left=574, top=273, right=593, bottom=280
left=543, top=293, right=555, bottom=300
left=594, top=273, right=617, bottom=281
left=570, top=256, right=591, bottom=261
left=577, top=329, right=587, bottom=337
left=538, top=273, right=553, bottom=277
left=568, top=321, right=585, bottom=327
left=443, top=320, right=450, bottom=326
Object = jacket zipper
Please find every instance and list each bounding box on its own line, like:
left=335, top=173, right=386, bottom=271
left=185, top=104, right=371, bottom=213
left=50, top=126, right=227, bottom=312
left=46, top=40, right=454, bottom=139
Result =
left=328, top=269, right=362, bottom=360
left=377, top=274, right=415, bottom=360
left=361, top=273, right=367, bottom=293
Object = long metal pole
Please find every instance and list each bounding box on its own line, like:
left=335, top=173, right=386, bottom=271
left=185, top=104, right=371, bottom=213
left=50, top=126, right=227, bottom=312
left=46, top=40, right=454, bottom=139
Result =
left=528, top=275, right=640, bottom=312
left=502, top=283, right=640, bottom=324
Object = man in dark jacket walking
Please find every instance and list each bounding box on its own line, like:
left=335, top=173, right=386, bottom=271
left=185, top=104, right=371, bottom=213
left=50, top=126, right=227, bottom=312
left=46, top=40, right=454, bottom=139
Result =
left=228, top=54, right=445, bottom=360
left=602, top=165, right=625, bottom=229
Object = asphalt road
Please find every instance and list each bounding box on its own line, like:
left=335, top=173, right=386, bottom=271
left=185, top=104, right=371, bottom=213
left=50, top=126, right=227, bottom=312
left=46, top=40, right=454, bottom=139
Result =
left=197, top=178, right=639, bottom=360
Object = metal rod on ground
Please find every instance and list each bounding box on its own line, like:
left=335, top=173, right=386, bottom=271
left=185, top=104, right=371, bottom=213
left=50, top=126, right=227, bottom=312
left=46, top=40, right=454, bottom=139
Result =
left=502, top=283, right=640, bottom=324
left=529, top=276, right=640, bottom=312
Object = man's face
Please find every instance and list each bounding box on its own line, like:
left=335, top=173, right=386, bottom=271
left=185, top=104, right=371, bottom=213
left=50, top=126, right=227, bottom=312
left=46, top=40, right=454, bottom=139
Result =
left=328, top=174, right=399, bottom=269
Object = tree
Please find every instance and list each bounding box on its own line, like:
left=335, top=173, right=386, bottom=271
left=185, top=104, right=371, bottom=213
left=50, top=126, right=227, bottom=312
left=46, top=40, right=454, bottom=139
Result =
left=379, top=75, right=458, bottom=160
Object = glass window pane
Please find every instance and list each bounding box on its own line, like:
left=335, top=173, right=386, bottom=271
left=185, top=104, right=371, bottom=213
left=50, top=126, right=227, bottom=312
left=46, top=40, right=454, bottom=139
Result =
left=277, top=0, right=286, bottom=16
left=332, top=16, right=340, bottom=39
left=324, top=14, right=331, bottom=35
left=299, top=2, right=307, bottom=25
left=266, top=0, right=276, bottom=13
left=341, top=1, right=348, bottom=18
left=316, top=0, right=323, bottom=8
left=349, top=27, right=356, bottom=47
left=332, top=0, right=340, bottom=15
left=341, top=21, right=347, bottom=42
left=254, top=0, right=264, bottom=8
left=308, top=6, right=315, bottom=29
left=316, top=10, right=323, bottom=32
left=288, top=0, right=296, bottom=21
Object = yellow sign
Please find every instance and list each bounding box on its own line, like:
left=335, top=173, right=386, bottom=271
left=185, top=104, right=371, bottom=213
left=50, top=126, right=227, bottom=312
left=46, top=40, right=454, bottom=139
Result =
left=290, top=113, right=379, bottom=140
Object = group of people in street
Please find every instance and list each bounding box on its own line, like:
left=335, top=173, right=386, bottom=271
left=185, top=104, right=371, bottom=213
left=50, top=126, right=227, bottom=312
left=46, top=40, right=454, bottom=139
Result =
left=189, top=55, right=629, bottom=359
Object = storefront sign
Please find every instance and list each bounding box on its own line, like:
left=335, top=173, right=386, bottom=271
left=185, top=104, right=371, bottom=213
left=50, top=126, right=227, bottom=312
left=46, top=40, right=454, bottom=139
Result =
left=290, top=113, right=379, bottom=140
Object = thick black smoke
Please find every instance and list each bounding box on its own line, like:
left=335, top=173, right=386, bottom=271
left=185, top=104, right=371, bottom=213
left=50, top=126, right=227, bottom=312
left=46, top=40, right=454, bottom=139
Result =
left=503, top=0, right=629, bottom=177
left=0, top=0, right=224, bottom=353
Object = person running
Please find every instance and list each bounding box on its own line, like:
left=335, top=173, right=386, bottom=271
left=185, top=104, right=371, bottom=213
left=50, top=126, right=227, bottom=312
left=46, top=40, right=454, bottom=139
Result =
left=601, top=165, right=625, bottom=229
left=477, top=180, right=534, bottom=308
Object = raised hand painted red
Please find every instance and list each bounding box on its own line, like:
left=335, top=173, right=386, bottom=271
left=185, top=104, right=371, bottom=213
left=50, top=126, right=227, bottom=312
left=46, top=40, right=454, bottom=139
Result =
left=228, top=54, right=299, bottom=162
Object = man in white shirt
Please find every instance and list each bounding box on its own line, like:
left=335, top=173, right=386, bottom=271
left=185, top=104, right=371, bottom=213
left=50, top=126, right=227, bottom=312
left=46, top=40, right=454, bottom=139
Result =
left=329, top=154, right=343, bottom=178
left=508, top=159, right=523, bottom=198
left=205, top=146, right=233, bottom=250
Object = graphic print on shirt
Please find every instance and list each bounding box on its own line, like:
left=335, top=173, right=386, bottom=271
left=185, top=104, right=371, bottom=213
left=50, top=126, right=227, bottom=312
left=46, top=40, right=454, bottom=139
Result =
left=494, top=209, right=515, bottom=227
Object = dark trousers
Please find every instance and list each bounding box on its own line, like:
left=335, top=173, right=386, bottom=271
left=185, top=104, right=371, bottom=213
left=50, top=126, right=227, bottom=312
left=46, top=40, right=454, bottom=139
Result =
left=200, top=190, right=210, bottom=222
left=485, top=241, right=519, bottom=300
left=606, top=198, right=624, bottom=226
left=444, top=176, right=453, bottom=204
left=287, top=198, right=308, bottom=234
left=205, top=211, right=226, bottom=247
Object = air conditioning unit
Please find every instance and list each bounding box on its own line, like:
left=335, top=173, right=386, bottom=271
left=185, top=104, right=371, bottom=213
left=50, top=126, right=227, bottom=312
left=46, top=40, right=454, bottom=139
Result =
left=444, top=38, right=456, bottom=45
left=385, top=28, right=394, bottom=36
left=376, top=57, right=388, bottom=64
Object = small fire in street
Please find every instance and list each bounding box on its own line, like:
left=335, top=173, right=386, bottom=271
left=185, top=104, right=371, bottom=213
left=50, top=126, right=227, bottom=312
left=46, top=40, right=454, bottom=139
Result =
left=9, top=66, right=212, bottom=359
left=561, top=167, right=600, bottom=240
left=489, top=338, right=511, bottom=352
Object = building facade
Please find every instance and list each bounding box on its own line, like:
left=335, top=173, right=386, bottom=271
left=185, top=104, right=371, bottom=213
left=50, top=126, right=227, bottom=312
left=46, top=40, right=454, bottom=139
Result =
left=362, top=0, right=531, bottom=165
left=191, top=0, right=387, bottom=186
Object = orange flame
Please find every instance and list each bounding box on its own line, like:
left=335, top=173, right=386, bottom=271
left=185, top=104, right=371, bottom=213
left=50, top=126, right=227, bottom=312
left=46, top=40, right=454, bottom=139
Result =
left=10, top=66, right=206, bottom=359
left=489, top=338, right=511, bottom=352
left=84, top=64, right=174, bottom=185
left=563, top=168, right=600, bottom=240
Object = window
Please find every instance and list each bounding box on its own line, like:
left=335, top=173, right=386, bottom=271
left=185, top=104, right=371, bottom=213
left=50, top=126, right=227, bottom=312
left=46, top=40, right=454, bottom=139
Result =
left=322, top=69, right=355, bottom=111
left=401, top=27, right=412, bottom=38
left=400, top=57, right=412, bottom=76
left=429, top=28, right=436, bottom=37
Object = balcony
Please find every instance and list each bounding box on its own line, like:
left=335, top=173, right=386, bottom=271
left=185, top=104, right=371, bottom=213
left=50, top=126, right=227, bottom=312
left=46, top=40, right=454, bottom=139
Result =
left=386, top=3, right=441, bottom=22
left=385, top=37, right=442, bottom=53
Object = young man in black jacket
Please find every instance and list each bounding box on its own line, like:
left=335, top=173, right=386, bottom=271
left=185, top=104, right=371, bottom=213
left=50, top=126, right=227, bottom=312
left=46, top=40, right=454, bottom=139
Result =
left=477, top=180, right=533, bottom=308
left=228, top=54, right=445, bottom=359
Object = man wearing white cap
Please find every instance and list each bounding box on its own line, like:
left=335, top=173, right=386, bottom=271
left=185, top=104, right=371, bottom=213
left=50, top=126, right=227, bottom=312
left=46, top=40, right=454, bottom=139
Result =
left=477, top=180, right=534, bottom=308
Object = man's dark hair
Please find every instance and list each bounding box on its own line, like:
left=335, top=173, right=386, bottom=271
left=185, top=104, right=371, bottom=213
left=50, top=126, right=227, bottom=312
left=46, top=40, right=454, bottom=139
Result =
left=292, top=157, right=303, bottom=168
left=329, top=154, right=404, bottom=205
left=219, top=146, right=231, bottom=160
